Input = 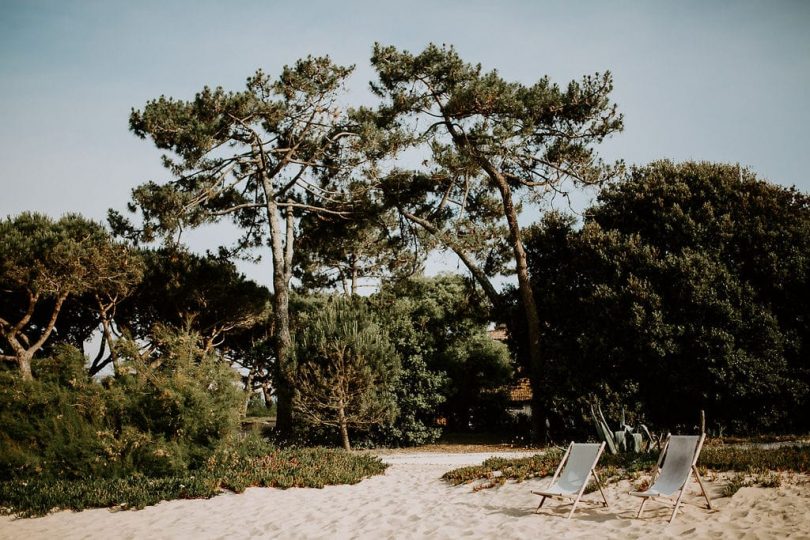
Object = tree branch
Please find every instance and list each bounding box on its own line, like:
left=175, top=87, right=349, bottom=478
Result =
left=401, top=210, right=503, bottom=310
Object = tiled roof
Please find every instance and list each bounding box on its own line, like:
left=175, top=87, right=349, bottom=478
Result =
left=487, top=327, right=508, bottom=341
left=509, top=377, right=532, bottom=402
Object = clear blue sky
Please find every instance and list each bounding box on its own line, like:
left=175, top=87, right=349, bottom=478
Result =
left=1, top=0, right=808, bottom=284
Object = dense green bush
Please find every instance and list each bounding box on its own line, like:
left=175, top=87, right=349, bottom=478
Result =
left=521, top=161, right=810, bottom=435
left=115, top=326, right=243, bottom=459
left=440, top=333, right=513, bottom=431
left=368, top=284, right=449, bottom=446
left=0, top=327, right=242, bottom=482
left=373, top=276, right=512, bottom=437
left=245, top=392, right=276, bottom=417
left=0, top=346, right=116, bottom=480
left=285, top=277, right=512, bottom=446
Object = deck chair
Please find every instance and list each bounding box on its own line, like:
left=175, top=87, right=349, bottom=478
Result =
left=630, top=434, right=712, bottom=523
left=531, top=442, right=608, bottom=519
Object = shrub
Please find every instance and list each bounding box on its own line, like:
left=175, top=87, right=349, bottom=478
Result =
left=116, top=326, right=243, bottom=456
left=0, top=327, right=243, bottom=482
left=292, top=299, right=400, bottom=450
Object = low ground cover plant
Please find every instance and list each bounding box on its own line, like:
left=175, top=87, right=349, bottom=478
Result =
left=442, top=444, right=810, bottom=493
left=0, top=435, right=387, bottom=517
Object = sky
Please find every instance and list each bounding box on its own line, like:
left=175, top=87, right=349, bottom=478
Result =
left=1, top=0, right=809, bottom=286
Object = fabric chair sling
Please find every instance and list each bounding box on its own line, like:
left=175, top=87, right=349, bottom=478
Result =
left=630, top=434, right=712, bottom=522
left=531, top=442, right=608, bottom=519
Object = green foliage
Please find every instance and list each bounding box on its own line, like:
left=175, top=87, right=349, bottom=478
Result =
left=371, top=275, right=511, bottom=439
left=0, top=213, right=114, bottom=298
left=366, top=43, right=624, bottom=438
left=117, top=55, right=357, bottom=245
left=0, top=213, right=142, bottom=377
left=115, top=326, right=244, bottom=454
left=204, top=436, right=387, bottom=491
left=700, top=445, right=810, bottom=473
left=116, top=248, right=271, bottom=347
left=523, top=161, right=810, bottom=434
left=368, top=42, right=624, bottom=210
left=245, top=392, right=276, bottom=418
left=292, top=298, right=400, bottom=449
left=0, top=346, right=113, bottom=480
left=0, top=434, right=387, bottom=518
left=589, top=405, right=653, bottom=454
left=0, top=476, right=221, bottom=518
left=117, top=55, right=363, bottom=436
left=0, top=328, right=242, bottom=482
left=368, top=280, right=453, bottom=445
left=441, top=333, right=513, bottom=430
left=294, top=188, right=418, bottom=293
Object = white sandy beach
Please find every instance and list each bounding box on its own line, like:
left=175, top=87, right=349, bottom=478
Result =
left=1, top=452, right=809, bottom=540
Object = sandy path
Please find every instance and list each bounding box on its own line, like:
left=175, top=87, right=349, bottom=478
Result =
left=2, top=453, right=809, bottom=539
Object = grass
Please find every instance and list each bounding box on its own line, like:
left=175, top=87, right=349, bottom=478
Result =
left=0, top=441, right=387, bottom=518
left=442, top=444, right=810, bottom=496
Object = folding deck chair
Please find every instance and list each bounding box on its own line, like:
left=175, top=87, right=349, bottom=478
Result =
left=630, top=434, right=713, bottom=523
left=531, top=442, right=608, bottom=519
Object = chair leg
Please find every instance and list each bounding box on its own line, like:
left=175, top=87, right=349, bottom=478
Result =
left=670, top=488, right=687, bottom=523
left=592, top=471, right=609, bottom=507
left=693, top=466, right=713, bottom=509
left=535, top=496, right=546, bottom=513
left=637, top=498, right=648, bottom=518
left=567, top=492, right=584, bottom=519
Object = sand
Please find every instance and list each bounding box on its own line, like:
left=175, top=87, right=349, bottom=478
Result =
left=2, top=451, right=809, bottom=539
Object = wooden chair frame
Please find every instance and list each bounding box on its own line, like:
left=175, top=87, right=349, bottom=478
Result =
left=634, top=434, right=713, bottom=523
left=531, top=441, right=608, bottom=519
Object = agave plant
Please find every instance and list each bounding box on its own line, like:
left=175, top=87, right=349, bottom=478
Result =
left=590, top=404, right=654, bottom=454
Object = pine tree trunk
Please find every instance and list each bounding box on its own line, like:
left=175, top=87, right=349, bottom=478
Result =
left=493, top=175, right=547, bottom=440
left=243, top=369, right=256, bottom=417
left=264, top=188, right=295, bottom=437
left=350, top=257, right=358, bottom=297
left=272, top=275, right=294, bottom=435
left=99, top=313, right=120, bottom=375
left=338, top=402, right=351, bottom=451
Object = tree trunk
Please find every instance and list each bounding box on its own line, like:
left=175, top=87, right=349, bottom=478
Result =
left=339, top=268, right=351, bottom=297
left=18, top=352, right=33, bottom=381
left=338, top=401, right=351, bottom=451
left=261, top=184, right=296, bottom=436
left=350, top=257, right=358, bottom=296
left=262, top=381, right=274, bottom=408
left=404, top=201, right=546, bottom=439
left=446, top=118, right=548, bottom=441
left=272, top=267, right=294, bottom=435
left=2, top=291, right=67, bottom=382
left=99, top=310, right=120, bottom=375
left=492, top=175, right=547, bottom=440
left=243, top=369, right=256, bottom=417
